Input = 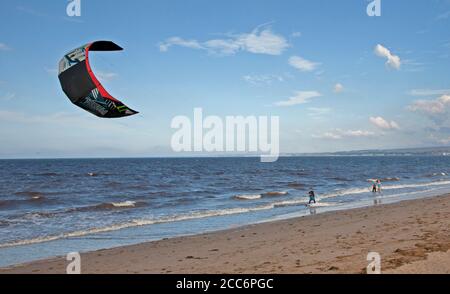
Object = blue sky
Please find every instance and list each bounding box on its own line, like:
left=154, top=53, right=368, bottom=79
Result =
left=0, top=0, right=450, bottom=158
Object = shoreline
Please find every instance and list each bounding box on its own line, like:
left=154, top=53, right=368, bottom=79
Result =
left=1, top=194, right=449, bottom=274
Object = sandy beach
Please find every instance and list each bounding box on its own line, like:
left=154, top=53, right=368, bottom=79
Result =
left=1, top=194, right=449, bottom=274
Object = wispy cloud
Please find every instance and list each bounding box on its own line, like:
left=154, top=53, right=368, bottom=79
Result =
left=242, top=74, right=285, bottom=86
left=275, top=91, right=321, bottom=106
left=334, top=83, right=344, bottom=93
left=313, top=129, right=375, bottom=140
left=159, top=37, right=204, bottom=52
left=436, top=10, right=450, bottom=20
left=409, top=89, right=450, bottom=96
left=288, top=56, right=321, bottom=72
left=159, top=26, right=289, bottom=56
left=369, top=116, right=400, bottom=130
left=0, top=93, right=15, bottom=101
left=0, top=43, right=11, bottom=51
left=16, top=6, right=47, bottom=17
left=374, top=44, right=401, bottom=70
left=291, top=31, right=302, bottom=38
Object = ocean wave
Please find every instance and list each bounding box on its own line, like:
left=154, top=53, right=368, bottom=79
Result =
left=0, top=220, right=10, bottom=227
left=384, top=180, right=450, bottom=190
left=3, top=178, right=450, bottom=249
left=0, top=198, right=327, bottom=248
left=0, top=205, right=274, bottom=248
left=263, top=191, right=288, bottom=196
left=14, top=191, right=45, bottom=199
left=321, top=180, right=450, bottom=200
left=4, top=200, right=148, bottom=222
left=426, top=172, right=447, bottom=178
left=233, top=194, right=262, bottom=200
left=0, top=196, right=46, bottom=209
left=328, top=177, right=352, bottom=182
left=367, top=177, right=400, bottom=182
left=68, top=201, right=147, bottom=212
left=38, top=172, right=59, bottom=177
left=111, top=201, right=139, bottom=208
left=381, top=177, right=401, bottom=182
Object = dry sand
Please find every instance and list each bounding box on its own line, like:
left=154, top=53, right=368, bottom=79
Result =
left=1, top=194, right=449, bottom=274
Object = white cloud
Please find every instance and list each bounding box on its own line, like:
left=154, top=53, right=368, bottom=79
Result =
left=409, top=89, right=450, bottom=96
left=291, top=31, right=302, bottom=38
left=313, top=132, right=343, bottom=140
left=159, top=26, right=289, bottom=56
left=159, top=37, right=204, bottom=52
left=237, top=28, right=288, bottom=55
left=374, top=44, right=401, bottom=70
left=288, top=56, right=320, bottom=72
left=313, top=129, right=375, bottom=140
left=0, top=43, right=11, bottom=51
left=408, top=95, right=450, bottom=133
left=242, top=74, right=284, bottom=86
left=334, top=83, right=344, bottom=93
left=408, top=95, right=450, bottom=115
left=369, top=116, right=400, bottom=130
left=275, top=91, right=322, bottom=106
left=203, top=39, right=240, bottom=55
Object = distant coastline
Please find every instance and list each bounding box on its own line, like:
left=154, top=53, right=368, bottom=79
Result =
left=2, top=146, right=450, bottom=160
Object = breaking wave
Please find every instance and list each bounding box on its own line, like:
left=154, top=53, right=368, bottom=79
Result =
left=234, top=194, right=262, bottom=200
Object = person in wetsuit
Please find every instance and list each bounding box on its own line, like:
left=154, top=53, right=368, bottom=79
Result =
left=308, top=190, right=316, bottom=204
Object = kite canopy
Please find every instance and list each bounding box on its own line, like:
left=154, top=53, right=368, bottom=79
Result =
left=58, top=41, right=138, bottom=118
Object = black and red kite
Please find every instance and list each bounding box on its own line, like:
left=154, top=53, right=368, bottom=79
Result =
left=58, top=41, right=138, bottom=118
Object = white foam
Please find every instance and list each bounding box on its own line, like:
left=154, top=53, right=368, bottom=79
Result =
left=111, top=201, right=136, bottom=208
left=3, top=179, right=450, bottom=249
left=307, top=202, right=334, bottom=208
left=234, top=194, right=262, bottom=200
left=0, top=205, right=273, bottom=248
left=320, top=180, right=450, bottom=200
left=384, top=180, right=450, bottom=190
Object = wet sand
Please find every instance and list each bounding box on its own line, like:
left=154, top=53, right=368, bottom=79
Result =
left=1, top=194, right=449, bottom=274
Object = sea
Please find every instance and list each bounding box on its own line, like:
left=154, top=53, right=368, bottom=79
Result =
left=1, top=156, right=450, bottom=267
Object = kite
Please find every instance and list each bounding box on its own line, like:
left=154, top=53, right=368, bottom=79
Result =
left=58, top=41, right=138, bottom=118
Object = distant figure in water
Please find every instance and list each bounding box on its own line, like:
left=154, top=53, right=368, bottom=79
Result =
left=371, top=182, right=377, bottom=193
left=376, top=179, right=382, bottom=192
left=308, top=190, right=316, bottom=204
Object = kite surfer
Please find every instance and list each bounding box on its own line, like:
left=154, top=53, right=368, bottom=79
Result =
left=308, top=189, right=316, bottom=204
